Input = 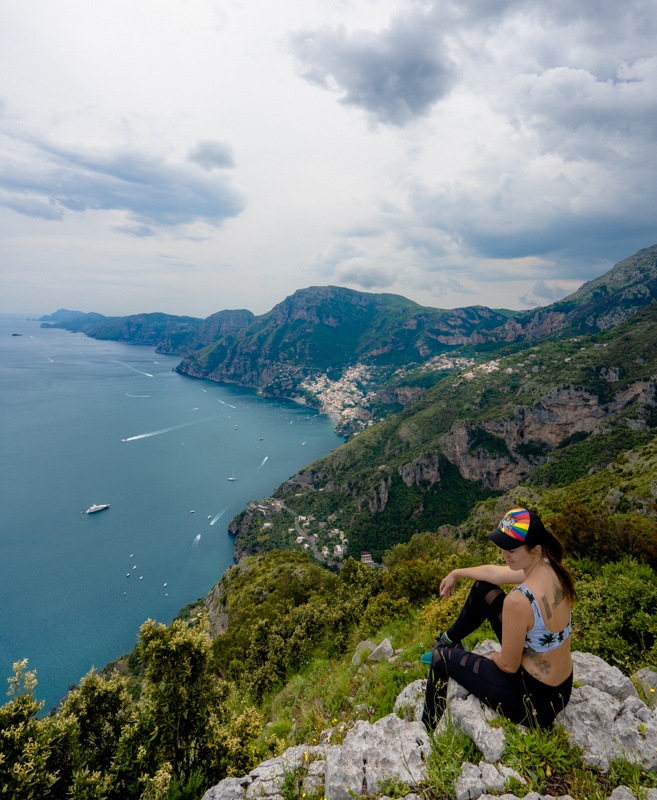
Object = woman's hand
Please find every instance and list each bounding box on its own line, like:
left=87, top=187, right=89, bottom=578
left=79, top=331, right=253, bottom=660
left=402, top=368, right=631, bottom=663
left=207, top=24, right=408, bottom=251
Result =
left=440, top=570, right=459, bottom=598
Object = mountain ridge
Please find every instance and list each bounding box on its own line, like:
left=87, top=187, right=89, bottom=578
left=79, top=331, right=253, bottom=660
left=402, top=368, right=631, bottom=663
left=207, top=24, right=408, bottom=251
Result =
left=40, top=307, right=255, bottom=355
left=175, top=245, right=657, bottom=434
left=40, top=245, right=657, bottom=436
left=229, top=300, right=657, bottom=561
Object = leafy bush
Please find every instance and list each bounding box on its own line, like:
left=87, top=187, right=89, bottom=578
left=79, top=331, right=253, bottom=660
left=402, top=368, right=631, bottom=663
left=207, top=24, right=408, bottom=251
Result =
left=547, top=500, right=657, bottom=568
left=574, top=558, right=657, bottom=672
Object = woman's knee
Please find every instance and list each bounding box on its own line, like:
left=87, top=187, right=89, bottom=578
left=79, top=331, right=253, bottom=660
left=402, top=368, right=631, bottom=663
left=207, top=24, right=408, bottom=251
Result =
left=472, top=580, right=505, bottom=612
left=472, top=580, right=500, bottom=596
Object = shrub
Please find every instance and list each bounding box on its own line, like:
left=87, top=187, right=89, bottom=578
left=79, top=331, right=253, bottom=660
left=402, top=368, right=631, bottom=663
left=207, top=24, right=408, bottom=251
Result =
left=574, top=558, right=657, bottom=672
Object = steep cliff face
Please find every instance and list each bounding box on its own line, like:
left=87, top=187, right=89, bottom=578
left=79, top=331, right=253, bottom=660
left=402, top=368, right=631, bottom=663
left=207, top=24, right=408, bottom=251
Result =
left=398, top=453, right=443, bottom=489
left=439, top=381, right=657, bottom=491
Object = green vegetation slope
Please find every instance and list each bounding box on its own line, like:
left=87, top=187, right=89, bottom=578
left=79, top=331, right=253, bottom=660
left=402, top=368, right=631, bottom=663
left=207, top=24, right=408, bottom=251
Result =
left=231, top=302, right=657, bottom=561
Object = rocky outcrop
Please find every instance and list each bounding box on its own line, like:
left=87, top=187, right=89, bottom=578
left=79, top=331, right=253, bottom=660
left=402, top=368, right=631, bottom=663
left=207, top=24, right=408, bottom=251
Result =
left=440, top=382, right=657, bottom=491
left=366, top=476, right=392, bottom=514
left=202, top=641, right=657, bottom=800
left=398, top=453, right=443, bottom=490
left=202, top=715, right=431, bottom=800
left=205, top=580, right=230, bottom=637
left=374, top=386, right=425, bottom=407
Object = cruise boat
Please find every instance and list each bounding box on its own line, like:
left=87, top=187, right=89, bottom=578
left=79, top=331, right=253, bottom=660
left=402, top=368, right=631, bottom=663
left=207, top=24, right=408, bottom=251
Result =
left=85, top=503, right=110, bottom=514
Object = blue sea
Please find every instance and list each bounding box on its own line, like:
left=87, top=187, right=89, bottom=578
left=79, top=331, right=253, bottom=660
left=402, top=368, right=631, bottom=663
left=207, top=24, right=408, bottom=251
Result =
left=0, top=314, right=342, bottom=711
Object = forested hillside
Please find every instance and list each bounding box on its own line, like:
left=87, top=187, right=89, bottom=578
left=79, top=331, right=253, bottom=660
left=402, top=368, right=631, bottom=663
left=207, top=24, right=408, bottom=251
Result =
left=231, top=302, right=657, bottom=560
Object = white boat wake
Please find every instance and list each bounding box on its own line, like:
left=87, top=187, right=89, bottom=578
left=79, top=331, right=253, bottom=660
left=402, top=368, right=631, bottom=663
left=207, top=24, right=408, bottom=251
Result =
left=209, top=509, right=228, bottom=525
left=215, top=398, right=237, bottom=409
left=256, top=456, right=269, bottom=472
left=125, top=393, right=150, bottom=398
left=193, top=534, right=201, bottom=547
left=113, top=360, right=154, bottom=378
left=29, top=336, right=55, bottom=362
left=121, top=417, right=214, bottom=442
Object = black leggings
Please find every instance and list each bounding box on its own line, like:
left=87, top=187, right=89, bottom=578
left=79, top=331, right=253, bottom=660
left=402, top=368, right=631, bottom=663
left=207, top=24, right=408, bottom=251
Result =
left=422, top=581, right=572, bottom=730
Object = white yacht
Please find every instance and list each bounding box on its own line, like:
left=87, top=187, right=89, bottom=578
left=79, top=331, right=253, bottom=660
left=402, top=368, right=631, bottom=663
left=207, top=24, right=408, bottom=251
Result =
left=85, top=503, right=110, bottom=514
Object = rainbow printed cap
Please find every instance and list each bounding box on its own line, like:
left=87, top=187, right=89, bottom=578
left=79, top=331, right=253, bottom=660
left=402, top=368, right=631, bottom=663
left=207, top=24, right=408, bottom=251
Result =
left=487, top=507, right=534, bottom=550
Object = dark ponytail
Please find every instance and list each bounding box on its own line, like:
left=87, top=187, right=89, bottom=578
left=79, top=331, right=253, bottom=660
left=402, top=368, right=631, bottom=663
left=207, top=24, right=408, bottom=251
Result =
left=541, top=526, right=577, bottom=604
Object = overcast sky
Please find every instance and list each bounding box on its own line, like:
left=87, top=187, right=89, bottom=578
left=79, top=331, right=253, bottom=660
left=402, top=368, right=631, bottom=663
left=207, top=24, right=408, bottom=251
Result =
left=1, top=0, right=656, bottom=318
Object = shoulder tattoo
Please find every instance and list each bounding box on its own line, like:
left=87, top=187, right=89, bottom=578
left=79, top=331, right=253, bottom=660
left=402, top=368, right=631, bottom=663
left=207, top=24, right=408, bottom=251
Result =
left=552, top=583, right=565, bottom=608
left=541, top=594, right=553, bottom=620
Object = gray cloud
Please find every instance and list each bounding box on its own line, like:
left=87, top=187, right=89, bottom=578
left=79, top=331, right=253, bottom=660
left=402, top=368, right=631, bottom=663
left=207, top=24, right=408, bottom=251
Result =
left=188, top=140, right=235, bottom=171
left=508, top=62, right=657, bottom=161
left=289, top=8, right=454, bottom=126
left=112, top=222, right=156, bottom=238
left=303, top=242, right=361, bottom=276
left=406, top=174, right=657, bottom=268
left=0, top=189, right=64, bottom=220
left=0, top=134, right=244, bottom=232
left=518, top=280, right=569, bottom=307
left=384, top=0, right=657, bottom=271
left=336, top=262, right=396, bottom=290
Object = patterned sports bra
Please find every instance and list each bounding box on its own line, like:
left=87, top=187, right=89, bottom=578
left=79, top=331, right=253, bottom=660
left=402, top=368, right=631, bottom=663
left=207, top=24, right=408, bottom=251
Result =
left=513, top=584, right=572, bottom=653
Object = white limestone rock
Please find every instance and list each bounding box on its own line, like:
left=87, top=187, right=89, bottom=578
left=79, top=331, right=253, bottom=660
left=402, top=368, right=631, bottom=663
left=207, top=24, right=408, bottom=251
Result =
left=557, top=685, right=657, bottom=772
left=352, top=639, right=376, bottom=666
left=449, top=694, right=506, bottom=763
left=571, top=652, right=638, bottom=700
left=608, top=787, right=636, bottom=800
left=455, top=761, right=485, bottom=800
left=330, top=713, right=430, bottom=796
left=393, top=679, right=426, bottom=722
left=368, top=638, right=394, bottom=662
left=202, top=777, right=245, bottom=800
left=325, top=742, right=365, bottom=800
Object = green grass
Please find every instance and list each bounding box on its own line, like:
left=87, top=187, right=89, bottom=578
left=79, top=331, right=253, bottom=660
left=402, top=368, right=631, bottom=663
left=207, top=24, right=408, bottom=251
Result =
left=422, top=721, right=482, bottom=798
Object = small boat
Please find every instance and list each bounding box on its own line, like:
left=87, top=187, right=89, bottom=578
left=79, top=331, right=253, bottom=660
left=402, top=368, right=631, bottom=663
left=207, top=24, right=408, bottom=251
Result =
left=85, top=503, right=110, bottom=514
left=227, top=469, right=237, bottom=481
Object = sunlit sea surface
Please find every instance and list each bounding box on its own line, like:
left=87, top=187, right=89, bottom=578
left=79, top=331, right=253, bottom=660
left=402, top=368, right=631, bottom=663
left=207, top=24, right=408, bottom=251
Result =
left=0, top=315, right=342, bottom=711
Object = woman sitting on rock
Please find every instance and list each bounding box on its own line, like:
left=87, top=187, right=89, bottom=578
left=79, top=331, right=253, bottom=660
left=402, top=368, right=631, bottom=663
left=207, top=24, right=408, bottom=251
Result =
left=422, top=507, right=576, bottom=731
